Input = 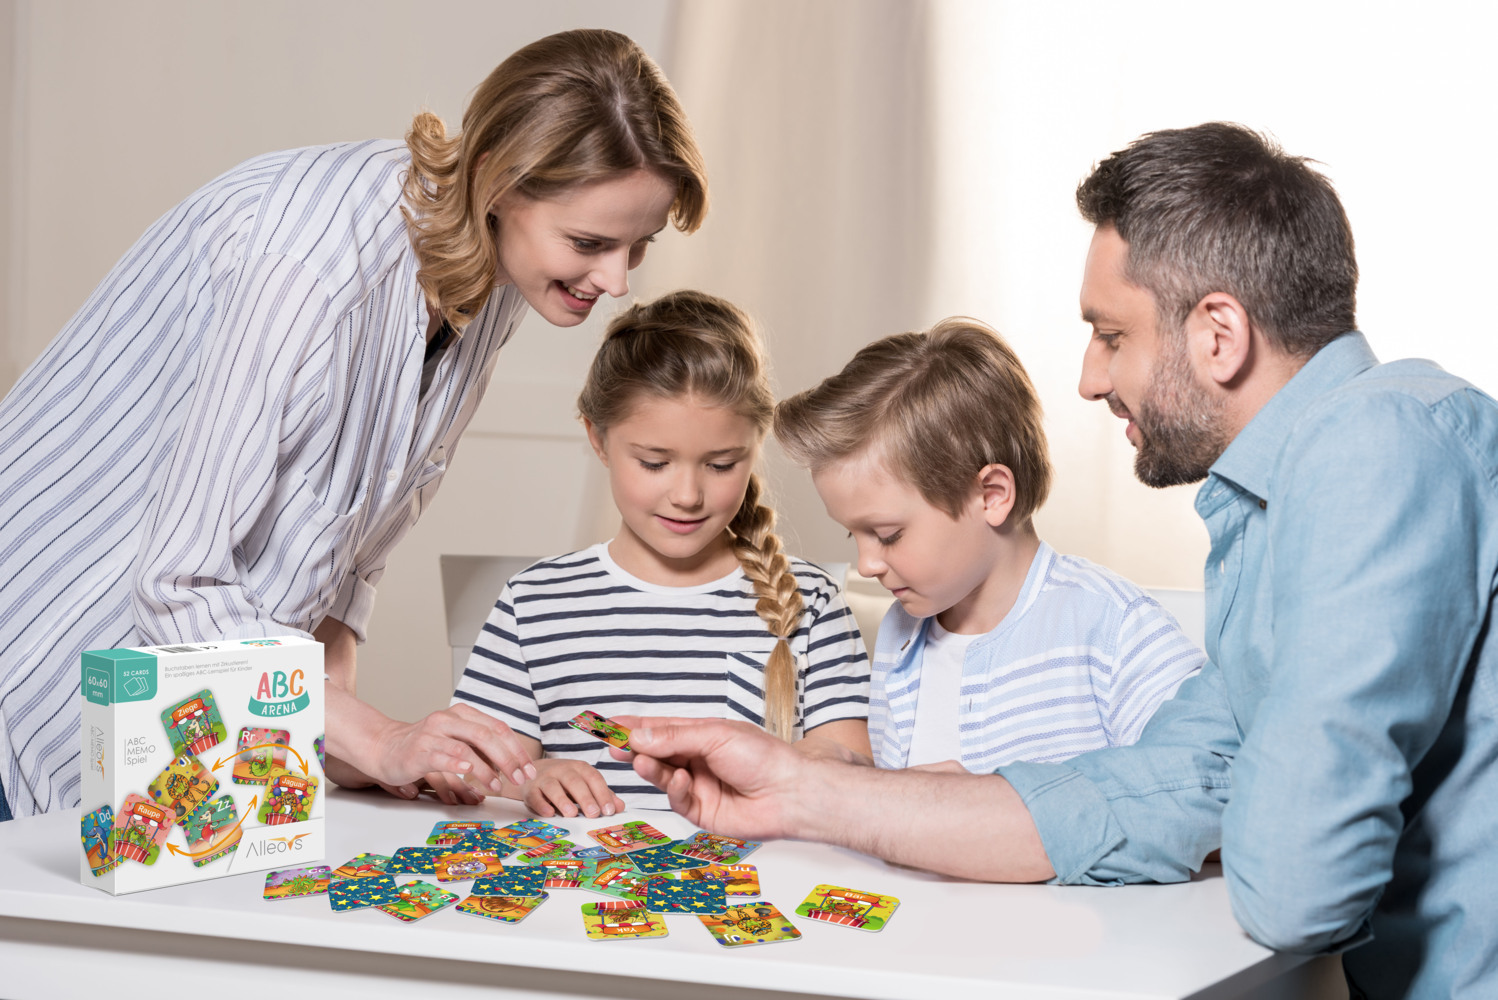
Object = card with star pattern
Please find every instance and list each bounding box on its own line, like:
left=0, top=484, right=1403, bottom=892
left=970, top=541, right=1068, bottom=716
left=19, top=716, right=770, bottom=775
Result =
left=623, top=841, right=712, bottom=874
left=387, top=846, right=447, bottom=875
left=472, top=866, right=547, bottom=896
left=328, top=874, right=400, bottom=911
left=646, top=876, right=726, bottom=914
left=584, top=858, right=652, bottom=901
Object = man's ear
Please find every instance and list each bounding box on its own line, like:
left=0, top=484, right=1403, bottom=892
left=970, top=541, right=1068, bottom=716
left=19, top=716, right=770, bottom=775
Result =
left=976, top=463, right=1017, bottom=529
left=1186, top=292, right=1254, bottom=388
left=584, top=418, right=609, bottom=464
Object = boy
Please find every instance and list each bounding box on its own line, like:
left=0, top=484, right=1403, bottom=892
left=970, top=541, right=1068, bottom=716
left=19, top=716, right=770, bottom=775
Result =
left=774, top=317, right=1202, bottom=771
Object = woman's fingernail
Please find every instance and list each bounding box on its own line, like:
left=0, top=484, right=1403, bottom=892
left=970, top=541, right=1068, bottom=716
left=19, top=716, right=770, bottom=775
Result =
left=523, top=763, right=538, bottom=780
left=512, top=769, right=527, bottom=786
left=490, top=779, right=505, bottom=793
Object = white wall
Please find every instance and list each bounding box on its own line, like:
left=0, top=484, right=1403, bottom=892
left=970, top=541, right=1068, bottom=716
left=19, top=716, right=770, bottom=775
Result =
left=921, top=1, right=1498, bottom=589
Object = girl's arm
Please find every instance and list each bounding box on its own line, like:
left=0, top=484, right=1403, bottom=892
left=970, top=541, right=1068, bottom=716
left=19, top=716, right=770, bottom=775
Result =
left=796, top=718, right=873, bottom=765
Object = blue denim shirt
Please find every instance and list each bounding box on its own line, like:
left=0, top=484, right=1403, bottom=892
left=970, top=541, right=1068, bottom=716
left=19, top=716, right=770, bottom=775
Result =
left=999, top=333, right=1498, bottom=998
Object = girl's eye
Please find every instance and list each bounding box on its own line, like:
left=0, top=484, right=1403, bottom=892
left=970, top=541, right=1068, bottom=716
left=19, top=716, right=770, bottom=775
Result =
left=638, top=460, right=666, bottom=471
left=876, top=530, right=903, bottom=546
left=708, top=462, right=738, bottom=473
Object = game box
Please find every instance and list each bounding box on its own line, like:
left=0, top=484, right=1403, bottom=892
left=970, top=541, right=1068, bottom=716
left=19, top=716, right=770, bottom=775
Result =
left=79, top=636, right=325, bottom=894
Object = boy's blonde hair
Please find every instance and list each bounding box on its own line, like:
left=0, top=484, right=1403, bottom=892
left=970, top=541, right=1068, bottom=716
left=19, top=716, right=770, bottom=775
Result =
left=775, top=317, right=1052, bottom=524
left=578, top=291, right=804, bottom=741
left=403, top=29, right=708, bottom=330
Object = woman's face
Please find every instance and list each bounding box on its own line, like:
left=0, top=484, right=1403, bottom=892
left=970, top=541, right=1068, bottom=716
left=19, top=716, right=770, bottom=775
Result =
left=493, top=169, right=676, bottom=327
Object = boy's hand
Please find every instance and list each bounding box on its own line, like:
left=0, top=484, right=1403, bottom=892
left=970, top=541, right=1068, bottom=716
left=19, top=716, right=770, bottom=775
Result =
left=522, top=758, right=625, bottom=819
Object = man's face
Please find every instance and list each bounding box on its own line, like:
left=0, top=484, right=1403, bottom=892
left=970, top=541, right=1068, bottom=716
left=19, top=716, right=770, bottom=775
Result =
left=1077, top=226, right=1227, bottom=488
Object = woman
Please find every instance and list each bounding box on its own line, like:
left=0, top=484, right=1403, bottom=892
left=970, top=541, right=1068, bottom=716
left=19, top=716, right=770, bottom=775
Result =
left=0, top=29, right=708, bottom=819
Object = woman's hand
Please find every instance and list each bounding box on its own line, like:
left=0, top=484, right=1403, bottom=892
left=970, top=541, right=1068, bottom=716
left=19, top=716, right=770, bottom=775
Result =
left=521, top=758, right=626, bottom=819
left=364, top=703, right=539, bottom=793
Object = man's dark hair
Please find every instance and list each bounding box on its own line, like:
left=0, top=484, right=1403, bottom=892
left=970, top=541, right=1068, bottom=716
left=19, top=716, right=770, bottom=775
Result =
left=1077, top=123, right=1358, bottom=357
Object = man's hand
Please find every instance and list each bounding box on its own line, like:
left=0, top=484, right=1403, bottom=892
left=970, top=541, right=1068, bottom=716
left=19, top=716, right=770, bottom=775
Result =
left=522, top=758, right=626, bottom=819
left=614, top=717, right=810, bottom=841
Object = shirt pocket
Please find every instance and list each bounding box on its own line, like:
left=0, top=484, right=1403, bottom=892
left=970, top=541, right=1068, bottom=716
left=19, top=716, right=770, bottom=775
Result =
left=726, top=648, right=805, bottom=736
left=240, top=473, right=364, bottom=613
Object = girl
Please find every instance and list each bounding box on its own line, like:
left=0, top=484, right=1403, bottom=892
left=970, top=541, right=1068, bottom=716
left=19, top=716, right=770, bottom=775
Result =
left=0, top=29, right=707, bottom=819
left=451, top=291, right=871, bottom=816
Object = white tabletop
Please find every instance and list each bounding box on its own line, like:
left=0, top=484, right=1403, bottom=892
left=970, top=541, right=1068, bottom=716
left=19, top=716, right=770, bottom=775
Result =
left=1, top=786, right=1335, bottom=1000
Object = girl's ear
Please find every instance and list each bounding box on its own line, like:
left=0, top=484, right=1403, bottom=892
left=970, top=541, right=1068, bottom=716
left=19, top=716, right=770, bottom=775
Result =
left=976, top=463, right=1018, bottom=529
left=584, top=418, right=609, bottom=464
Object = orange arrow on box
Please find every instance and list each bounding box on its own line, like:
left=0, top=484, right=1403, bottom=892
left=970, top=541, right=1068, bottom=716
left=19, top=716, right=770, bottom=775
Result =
left=212, top=742, right=309, bottom=775
left=166, top=794, right=257, bottom=859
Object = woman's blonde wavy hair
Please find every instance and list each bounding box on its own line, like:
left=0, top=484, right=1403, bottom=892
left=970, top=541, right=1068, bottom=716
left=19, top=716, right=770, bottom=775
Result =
left=578, top=291, right=805, bottom=741
left=403, top=29, right=708, bottom=328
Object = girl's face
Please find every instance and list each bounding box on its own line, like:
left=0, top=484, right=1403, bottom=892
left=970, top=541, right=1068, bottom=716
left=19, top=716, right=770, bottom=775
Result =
left=493, top=169, right=675, bottom=327
left=587, top=393, right=762, bottom=586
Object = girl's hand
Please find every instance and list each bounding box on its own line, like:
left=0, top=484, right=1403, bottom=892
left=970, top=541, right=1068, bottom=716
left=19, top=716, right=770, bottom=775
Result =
left=522, top=759, right=625, bottom=819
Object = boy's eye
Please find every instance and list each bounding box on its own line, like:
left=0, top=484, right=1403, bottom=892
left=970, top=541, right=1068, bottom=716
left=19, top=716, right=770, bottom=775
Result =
left=876, top=530, right=903, bottom=546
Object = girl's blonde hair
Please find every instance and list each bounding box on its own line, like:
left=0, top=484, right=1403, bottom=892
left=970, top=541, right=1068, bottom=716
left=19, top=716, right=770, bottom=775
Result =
left=403, top=29, right=708, bottom=329
left=578, top=291, right=804, bottom=740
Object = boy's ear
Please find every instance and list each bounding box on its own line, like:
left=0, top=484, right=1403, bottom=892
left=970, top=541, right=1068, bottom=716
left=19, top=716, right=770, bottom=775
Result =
left=976, top=463, right=1017, bottom=528
left=583, top=418, right=609, bottom=464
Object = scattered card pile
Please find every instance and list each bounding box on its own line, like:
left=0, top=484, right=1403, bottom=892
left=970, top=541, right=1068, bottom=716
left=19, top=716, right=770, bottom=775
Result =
left=259, top=710, right=900, bottom=944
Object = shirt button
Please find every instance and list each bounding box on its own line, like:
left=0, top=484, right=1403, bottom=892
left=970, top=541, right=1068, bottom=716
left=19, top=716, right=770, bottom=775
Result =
left=385, top=470, right=399, bottom=484
left=1258, top=499, right=1267, bottom=510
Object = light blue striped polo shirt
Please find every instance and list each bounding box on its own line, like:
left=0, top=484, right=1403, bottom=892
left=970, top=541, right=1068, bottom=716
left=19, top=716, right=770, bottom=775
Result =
left=869, top=542, right=1203, bottom=771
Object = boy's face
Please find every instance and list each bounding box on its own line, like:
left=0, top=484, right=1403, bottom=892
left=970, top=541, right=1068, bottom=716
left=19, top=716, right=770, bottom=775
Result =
left=813, top=453, right=1009, bottom=631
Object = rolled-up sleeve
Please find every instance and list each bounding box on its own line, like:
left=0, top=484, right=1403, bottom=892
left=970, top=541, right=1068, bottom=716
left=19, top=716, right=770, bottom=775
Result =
left=1000, top=655, right=1236, bottom=885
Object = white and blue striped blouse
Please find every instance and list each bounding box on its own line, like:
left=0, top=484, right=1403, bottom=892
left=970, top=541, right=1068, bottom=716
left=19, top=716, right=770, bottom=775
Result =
left=452, top=543, right=871, bottom=809
left=0, top=140, right=527, bottom=817
left=869, top=542, right=1204, bottom=771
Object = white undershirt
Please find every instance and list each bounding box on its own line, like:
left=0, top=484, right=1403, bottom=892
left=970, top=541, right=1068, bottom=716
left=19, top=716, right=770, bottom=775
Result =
left=905, top=619, right=979, bottom=767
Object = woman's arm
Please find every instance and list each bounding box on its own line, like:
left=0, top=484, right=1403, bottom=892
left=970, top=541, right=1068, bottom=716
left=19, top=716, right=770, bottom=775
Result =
left=315, top=616, right=536, bottom=802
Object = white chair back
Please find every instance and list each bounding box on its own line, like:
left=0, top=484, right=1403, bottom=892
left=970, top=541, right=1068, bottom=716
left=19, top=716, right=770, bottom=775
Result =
left=1146, top=587, right=1207, bottom=649
left=440, top=555, right=538, bottom=693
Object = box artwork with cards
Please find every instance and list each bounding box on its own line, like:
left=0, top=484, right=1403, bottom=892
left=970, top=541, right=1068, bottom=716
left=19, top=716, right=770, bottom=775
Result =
left=79, top=637, right=325, bottom=894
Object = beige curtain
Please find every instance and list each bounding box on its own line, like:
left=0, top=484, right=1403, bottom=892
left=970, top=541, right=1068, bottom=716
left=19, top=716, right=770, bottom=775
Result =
left=638, top=0, right=941, bottom=564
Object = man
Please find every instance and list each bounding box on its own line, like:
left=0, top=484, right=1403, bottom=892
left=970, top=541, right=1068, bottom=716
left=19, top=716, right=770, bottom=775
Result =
left=619, top=123, right=1498, bottom=998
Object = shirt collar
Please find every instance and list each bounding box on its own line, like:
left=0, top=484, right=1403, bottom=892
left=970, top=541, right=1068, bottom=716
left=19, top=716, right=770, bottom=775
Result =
left=1207, top=331, right=1379, bottom=501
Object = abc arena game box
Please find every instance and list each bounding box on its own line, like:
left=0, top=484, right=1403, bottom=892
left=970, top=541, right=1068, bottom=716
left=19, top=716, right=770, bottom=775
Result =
left=79, top=636, right=325, bottom=894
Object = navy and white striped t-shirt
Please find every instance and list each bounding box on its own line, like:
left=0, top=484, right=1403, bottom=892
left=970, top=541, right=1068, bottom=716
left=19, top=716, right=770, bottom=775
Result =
left=0, top=140, right=528, bottom=817
left=452, top=543, right=871, bottom=809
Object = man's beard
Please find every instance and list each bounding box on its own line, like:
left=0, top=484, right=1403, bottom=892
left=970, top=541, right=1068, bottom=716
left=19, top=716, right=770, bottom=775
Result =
left=1129, top=335, right=1229, bottom=489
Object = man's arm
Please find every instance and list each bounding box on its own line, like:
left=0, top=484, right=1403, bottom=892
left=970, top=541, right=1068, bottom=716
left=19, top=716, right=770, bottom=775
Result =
left=623, top=718, right=1054, bottom=882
